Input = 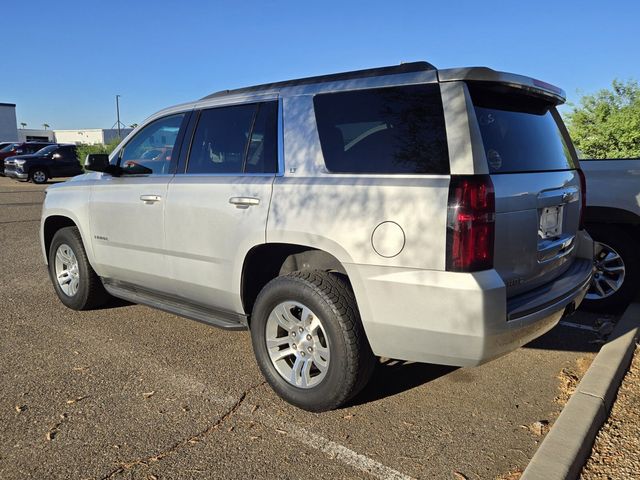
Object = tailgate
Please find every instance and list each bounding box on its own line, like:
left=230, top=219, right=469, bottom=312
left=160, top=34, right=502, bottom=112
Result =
left=468, top=82, right=582, bottom=297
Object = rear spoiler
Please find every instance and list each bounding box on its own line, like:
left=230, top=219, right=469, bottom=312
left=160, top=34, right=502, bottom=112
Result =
left=437, top=67, right=566, bottom=105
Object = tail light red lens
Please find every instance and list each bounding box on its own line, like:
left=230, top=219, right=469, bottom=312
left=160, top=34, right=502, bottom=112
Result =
left=577, top=168, right=587, bottom=229
left=446, top=175, right=496, bottom=272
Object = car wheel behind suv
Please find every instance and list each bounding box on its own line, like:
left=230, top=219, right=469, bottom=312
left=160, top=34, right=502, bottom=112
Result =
left=251, top=270, right=376, bottom=412
left=31, top=169, right=48, bottom=184
left=582, top=224, right=640, bottom=312
left=49, top=226, right=110, bottom=310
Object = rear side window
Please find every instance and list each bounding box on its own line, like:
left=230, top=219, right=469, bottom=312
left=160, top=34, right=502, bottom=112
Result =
left=186, top=101, right=278, bottom=174
left=313, top=84, right=449, bottom=174
left=469, top=84, right=576, bottom=174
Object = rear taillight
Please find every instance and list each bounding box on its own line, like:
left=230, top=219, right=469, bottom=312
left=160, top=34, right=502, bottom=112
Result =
left=577, top=168, right=587, bottom=229
left=446, top=175, right=495, bottom=272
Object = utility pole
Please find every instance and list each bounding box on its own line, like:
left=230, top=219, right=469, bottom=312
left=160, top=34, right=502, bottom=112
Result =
left=115, top=95, right=122, bottom=139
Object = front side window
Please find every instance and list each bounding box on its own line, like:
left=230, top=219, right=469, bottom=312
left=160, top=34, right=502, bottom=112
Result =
left=313, top=84, right=450, bottom=174
left=119, top=114, right=185, bottom=175
left=36, top=145, right=57, bottom=155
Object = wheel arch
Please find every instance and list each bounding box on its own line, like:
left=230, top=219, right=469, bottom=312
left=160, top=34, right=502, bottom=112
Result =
left=42, top=212, right=100, bottom=274
left=240, top=243, right=348, bottom=319
left=585, top=206, right=640, bottom=226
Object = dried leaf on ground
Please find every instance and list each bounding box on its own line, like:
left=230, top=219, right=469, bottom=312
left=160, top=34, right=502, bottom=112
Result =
left=66, top=395, right=88, bottom=404
left=142, top=391, right=155, bottom=399
left=496, top=468, right=524, bottom=480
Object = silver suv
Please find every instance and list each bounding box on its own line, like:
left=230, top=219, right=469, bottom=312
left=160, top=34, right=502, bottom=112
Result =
left=41, top=62, right=594, bottom=411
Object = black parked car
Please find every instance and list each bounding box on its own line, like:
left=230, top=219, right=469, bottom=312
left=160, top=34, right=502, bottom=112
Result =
left=4, top=144, right=83, bottom=184
left=0, top=141, right=55, bottom=175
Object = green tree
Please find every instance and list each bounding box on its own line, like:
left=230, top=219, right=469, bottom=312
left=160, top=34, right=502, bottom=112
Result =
left=75, top=138, right=121, bottom=170
left=565, top=79, right=640, bottom=159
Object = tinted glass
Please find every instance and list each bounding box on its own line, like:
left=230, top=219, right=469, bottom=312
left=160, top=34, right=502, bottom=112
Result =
left=0, top=144, right=16, bottom=153
left=187, top=104, right=255, bottom=174
left=35, top=145, right=57, bottom=155
left=470, top=85, right=576, bottom=173
left=245, top=102, right=278, bottom=174
left=313, top=84, right=449, bottom=174
left=120, top=114, right=184, bottom=174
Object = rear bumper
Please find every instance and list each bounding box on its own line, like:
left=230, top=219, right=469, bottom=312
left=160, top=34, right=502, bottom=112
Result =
left=345, top=233, right=594, bottom=367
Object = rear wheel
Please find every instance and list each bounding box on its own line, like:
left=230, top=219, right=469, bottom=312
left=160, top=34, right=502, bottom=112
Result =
left=49, top=226, right=110, bottom=310
left=582, top=224, right=640, bottom=312
left=31, top=169, right=48, bottom=184
left=250, top=270, right=375, bottom=412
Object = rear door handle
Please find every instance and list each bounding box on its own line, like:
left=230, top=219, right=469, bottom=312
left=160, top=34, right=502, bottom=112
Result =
left=140, top=194, right=162, bottom=203
left=229, top=197, right=260, bottom=208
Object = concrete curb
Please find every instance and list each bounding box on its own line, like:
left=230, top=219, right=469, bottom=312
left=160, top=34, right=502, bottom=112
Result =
left=521, top=303, right=640, bottom=480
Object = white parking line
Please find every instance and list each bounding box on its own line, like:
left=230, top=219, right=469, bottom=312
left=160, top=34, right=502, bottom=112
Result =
left=240, top=404, right=415, bottom=480
left=559, top=320, right=598, bottom=332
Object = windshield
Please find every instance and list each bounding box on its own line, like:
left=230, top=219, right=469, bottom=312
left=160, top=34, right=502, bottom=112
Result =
left=469, top=84, right=577, bottom=174
left=35, top=145, right=58, bottom=155
left=0, top=143, right=17, bottom=153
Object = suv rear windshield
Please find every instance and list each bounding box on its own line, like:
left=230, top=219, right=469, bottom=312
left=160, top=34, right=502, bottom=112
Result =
left=313, top=84, right=449, bottom=174
left=469, top=84, right=576, bottom=174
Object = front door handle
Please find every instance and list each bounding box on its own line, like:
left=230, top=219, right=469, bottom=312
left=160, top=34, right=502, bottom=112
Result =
left=140, top=194, right=162, bottom=203
left=229, top=197, right=260, bottom=208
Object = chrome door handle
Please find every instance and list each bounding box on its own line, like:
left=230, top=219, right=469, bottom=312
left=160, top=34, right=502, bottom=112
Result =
left=140, top=195, right=162, bottom=203
left=229, top=197, right=260, bottom=208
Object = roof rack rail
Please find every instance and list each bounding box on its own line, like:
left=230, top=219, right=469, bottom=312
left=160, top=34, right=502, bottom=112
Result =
left=201, top=61, right=436, bottom=100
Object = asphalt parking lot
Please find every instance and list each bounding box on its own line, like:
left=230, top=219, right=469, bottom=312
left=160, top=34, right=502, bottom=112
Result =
left=0, top=176, right=614, bottom=479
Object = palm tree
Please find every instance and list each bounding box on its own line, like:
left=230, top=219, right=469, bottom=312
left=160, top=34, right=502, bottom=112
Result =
left=20, top=122, right=26, bottom=129
left=43, top=123, right=50, bottom=130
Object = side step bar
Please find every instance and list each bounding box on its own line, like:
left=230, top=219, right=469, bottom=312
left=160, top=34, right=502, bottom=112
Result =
left=102, top=278, right=248, bottom=331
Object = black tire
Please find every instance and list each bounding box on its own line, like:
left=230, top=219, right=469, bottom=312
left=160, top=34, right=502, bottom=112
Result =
left=30, top=168, right=48, bottom=184
left=582, top=224, right=640, bottom=312
left=49, top=226, right=110, bottom=310
left=251, top=270, right=375, bottom=412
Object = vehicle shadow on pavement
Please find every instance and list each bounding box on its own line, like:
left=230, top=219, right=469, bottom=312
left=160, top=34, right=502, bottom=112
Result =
left=348, top=359, right=457, bottom=406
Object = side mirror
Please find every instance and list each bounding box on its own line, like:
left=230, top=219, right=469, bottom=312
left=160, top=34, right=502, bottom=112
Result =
left=84, top=153, right=110, bottom=172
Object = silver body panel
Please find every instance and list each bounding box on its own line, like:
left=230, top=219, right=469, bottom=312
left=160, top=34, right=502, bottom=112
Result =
left=581, top=158, right=640, bottom=218
left=41, top=64, right=592, bottom=366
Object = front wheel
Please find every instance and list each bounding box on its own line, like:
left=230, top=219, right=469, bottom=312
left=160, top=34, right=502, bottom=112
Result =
left=49, top=226, right=110, bottom=310
left=31, top=169, right=48, bottom=184
left=251, top=271, right=375, bottom=412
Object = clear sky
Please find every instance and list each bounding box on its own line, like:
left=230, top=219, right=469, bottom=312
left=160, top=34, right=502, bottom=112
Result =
left=2, top=0, right=638, bottom=130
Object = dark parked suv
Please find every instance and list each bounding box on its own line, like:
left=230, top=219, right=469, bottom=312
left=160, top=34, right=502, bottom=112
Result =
left=4, top=144, right=83, bottom=183
left=0, top=142, right=55, bottom=175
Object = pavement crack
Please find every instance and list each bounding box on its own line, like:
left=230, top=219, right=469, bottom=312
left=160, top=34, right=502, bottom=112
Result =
left=100, top=380, right=266, bottom=479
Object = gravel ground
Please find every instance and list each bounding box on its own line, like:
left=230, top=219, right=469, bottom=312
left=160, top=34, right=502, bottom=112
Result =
left=581, top=345, right=640, bottom=479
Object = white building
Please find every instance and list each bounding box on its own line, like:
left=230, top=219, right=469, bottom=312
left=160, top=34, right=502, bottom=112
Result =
left=0, top=103, right=19, bottom=142
left=2, top=101, right=133, bottom=145
left=54, top=128, right=133, bottom=145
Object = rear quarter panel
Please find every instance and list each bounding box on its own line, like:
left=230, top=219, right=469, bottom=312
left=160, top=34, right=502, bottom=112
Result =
left=268, top=95, right=449, bottom=270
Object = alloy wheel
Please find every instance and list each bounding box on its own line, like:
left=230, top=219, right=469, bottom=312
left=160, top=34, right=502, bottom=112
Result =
left=54, top=243, right=80, bottom=297
left=586, top=241, right=625, bottom=300
left=265, top=301, right=330, bottom=388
